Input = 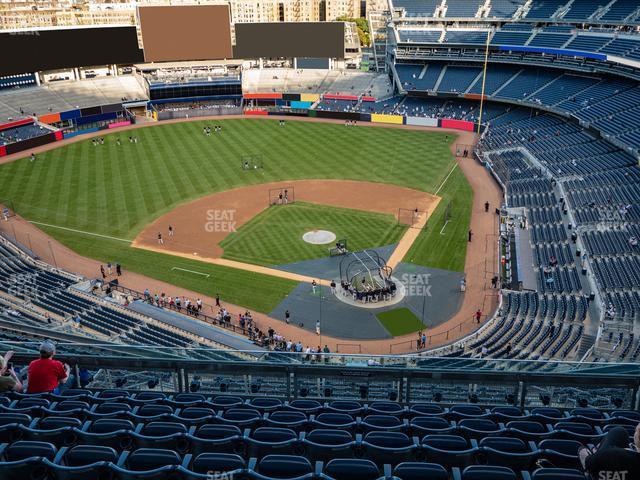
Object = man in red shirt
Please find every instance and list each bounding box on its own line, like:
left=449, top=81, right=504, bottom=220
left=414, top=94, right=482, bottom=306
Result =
left=27, top=341, right=70, bottom=394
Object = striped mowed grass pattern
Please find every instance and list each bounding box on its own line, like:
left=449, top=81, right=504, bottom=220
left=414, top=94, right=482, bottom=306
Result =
left=0, top=119, right=455, bottom=239
left=219, top=201, right=406, bottom=266
left=0, top=119, right=470, bottom=312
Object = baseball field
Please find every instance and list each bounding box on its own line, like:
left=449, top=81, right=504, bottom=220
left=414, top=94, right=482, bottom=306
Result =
left=0, top=118, right=472, bottom=313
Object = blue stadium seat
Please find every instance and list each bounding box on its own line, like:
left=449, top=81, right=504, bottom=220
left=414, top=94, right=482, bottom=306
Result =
left=112, top=448, right=182, bottom=480
left=422, top=434, right=479, bottom=467
left=505, top=421, right=552, bottom=441
left=478, top=436, right=538, bottom=469
left=360, top=431, right=418, bottom=465
left=210, top=396, right=244, bottom=410
left=74, top=418, right=134, bottom=449
left=20, top=416, right=81, bottom=446
left=360, top=415, right=405, bottom=432
left=311, top=413, right=357, bottom=431
left=181, top=453, right=247, bottom=480
left=490, top=407, right=528, bottom=422
left=392, top=461, right=448, bottom=480
left=250, top=454, right=314, bottom=479
left=530, top=468, right=587, bottom=480
left=368, top=402, right=406, bottom=416
left=300, top=429, right=355, bottom=462
left=0, top=440, right=56, bottom=480
left=284, top=400, right=322, bottom=415
left=0, top=413, right=32, bottom=442
left=131, top=421, right=189, bottom=452
left=448, top=405, right=490, bottom=421
left=552, top=422, right=603, bottom=442
left=538, top=439, right=583, bottom=469
left=46, top=444, right=117, bottom=480
left=247, top=398, right=282, bottom=413
left=246, top=427, right=299, bottom=458
left=131, top=404, right=174, bottom=422
left=410, top=416, right=457, bottom=435
left=265, top=411, right=309, bottom=430
left=458, top=465, right=518, bottom=480
left=323, top=458, right=380, bottom=480
left=326, top=401, right=365, bottom=416
left=174, top=407, right=215, bottom=426
left=409, top=403, right=446, bottom=417
left=219, top=408, right=262, bottom=428
left=458, top=419, right=505, bottom=439
left=187, top=424, right=244, bottom=456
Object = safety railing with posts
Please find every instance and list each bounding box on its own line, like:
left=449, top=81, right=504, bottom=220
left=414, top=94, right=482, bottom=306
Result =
left=103, top=283, right=252, bottom=337
left=5, top=348, right=639, bottom=409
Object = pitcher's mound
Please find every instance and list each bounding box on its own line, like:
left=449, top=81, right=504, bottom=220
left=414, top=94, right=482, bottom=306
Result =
left=302, top=230, right=336, bottom=245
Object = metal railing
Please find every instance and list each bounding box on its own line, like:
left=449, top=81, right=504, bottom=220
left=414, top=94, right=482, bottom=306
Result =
left=105, top=283, right=252, bottom=337
left=4, top=349, right=638, bottom=409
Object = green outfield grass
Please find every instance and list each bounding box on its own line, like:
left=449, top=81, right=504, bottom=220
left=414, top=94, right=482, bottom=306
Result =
left=40, top=226, right=297, bottom=313
left=220, top=201, right=405, bottom=266
left=376, top=307, right=426, bottom=336
left=0, top=118, right=472, bottom=313
left=404, top=165, right=473, bottom=272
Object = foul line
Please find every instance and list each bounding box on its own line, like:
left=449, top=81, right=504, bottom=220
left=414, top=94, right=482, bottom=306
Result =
left=440, top=220, right=450, bottom=235
left=171, top=267, right=210, bottom=278
left=434, top=163, right=458, bottom=196
left=29, top=222, right=132, bottom=243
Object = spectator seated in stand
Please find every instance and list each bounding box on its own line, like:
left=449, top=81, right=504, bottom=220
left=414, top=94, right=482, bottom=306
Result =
left=26, top=341, right=70, bottom=394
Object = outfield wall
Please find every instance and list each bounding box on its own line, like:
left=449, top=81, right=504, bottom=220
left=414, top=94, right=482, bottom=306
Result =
left=0, top=102, right=134, bottom=156
left=237, top=106, right=475, bottom=133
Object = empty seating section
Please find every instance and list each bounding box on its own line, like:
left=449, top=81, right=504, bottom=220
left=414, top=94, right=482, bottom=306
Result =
left=469, top=65, right=522, bottom=95
left=438, top=66, right=640, bottom=154
left=497, top=69, right=562, bottom=99
left=444, top=30, right=489, bottom=44
left=0, top=387, right=634, bottom=480
left=392, top=0, right=441, bottom=17
left=599, top=37, right=640, bottom=57
left=529, top=75, right=600, bottom=106
left=396, top=63, right=445, bottom=91
left=563, top=0, right=605, bottom=21
left=599, top=0, right=640, bottom=22
left=524, top=0, right=568, bottom=19
left=490, top=30, right=533, bottom=45
left=488, top=0, right=527, bottom=18
left=0, top=242, right=232, bottom=360
left=437, top=66, right=482, bottom=92
left=444, top=0, right=481, bottom=17
left=398, top=29, right=441, bottom=43
left=528, top=32, right=572, bottom=48
left=0, top=76, right=147, bottom=120
left=564, top=35, right=612, bottom=52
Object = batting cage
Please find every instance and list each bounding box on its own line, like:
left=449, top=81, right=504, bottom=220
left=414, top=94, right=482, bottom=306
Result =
left=338, top=249, right=397, bottom=302
left=268, top=186, right=295, bottom=206
left=241, top=154, right=264, bottom=171
left=397, top=208, right=426, bottom=229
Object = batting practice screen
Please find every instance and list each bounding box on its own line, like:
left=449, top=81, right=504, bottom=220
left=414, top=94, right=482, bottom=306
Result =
left=138, top=5, right=233, bottom=62
left=234, top=22, right=345, bottom=59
